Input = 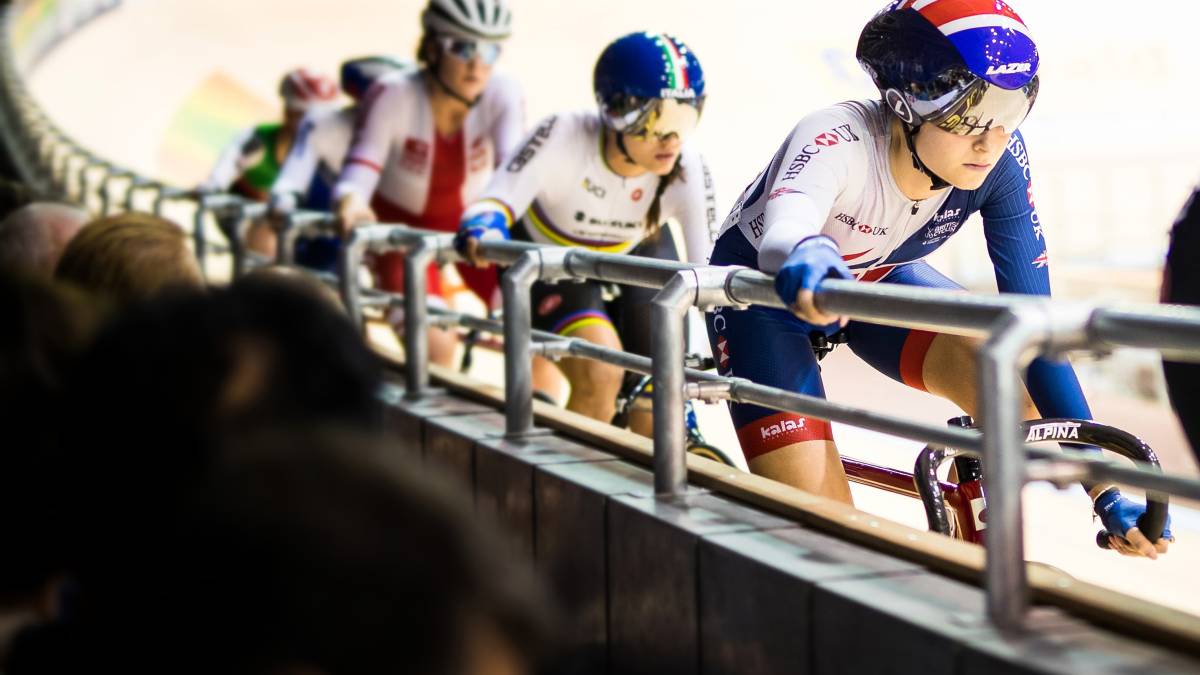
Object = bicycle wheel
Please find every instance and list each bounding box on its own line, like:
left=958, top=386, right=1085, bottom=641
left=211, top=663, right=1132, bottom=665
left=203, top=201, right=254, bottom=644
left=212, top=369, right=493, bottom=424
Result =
left=687, top=442, right=738, bottom=467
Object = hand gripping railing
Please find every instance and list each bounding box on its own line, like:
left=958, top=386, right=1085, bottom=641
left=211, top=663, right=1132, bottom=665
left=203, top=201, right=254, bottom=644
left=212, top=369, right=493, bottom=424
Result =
left=9, top=0, right=1200, bottom=637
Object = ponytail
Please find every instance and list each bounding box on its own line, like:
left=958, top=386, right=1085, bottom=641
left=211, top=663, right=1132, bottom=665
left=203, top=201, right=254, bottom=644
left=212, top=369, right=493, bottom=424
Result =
left=644, top=157, right=684, bottom=242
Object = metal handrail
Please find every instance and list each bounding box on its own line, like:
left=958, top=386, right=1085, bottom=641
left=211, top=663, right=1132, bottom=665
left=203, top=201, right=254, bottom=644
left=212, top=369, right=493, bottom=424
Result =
left=7, top=0, right=1200, bottom=634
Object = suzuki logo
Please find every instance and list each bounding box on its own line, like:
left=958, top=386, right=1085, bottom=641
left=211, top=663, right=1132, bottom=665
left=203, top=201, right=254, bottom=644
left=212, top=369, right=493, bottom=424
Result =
left=986, top=62, right=1032, bottom=76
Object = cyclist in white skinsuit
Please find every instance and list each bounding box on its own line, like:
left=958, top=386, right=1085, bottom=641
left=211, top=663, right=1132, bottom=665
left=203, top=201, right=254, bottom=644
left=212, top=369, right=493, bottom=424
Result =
left=457, top=32, right=715, bottom=429
left=332, top=0, right=524, bottom=367
left=270, top=56, right=413, bottom=215
left=462, top=110, right=714, bottom=263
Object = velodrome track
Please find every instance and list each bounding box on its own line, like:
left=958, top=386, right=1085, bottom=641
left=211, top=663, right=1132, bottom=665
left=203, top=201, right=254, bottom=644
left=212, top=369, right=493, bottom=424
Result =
left=27, top=0, right=1200, bottom=618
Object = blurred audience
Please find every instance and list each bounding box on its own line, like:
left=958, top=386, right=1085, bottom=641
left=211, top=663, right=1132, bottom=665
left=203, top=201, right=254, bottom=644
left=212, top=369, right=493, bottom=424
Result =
left=1163, top=184, right=1200, bottom=463
left=0, top=203, right=88, bottom=277
left=54, top=212, right=204, bottom=302
left=0, top=274, right=107, bottom=665
left=52, top=426, right=552, bottom=675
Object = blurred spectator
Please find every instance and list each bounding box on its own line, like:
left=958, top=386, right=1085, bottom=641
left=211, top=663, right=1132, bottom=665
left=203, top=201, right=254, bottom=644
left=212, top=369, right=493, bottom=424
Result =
left=0, top=203, right=88, bottom=277
left=63, top=274, right=383, bottom=461
left=54, top=212, right=203, bottom=302
left=60, top=426, right=552, bottom=674
left=243, top=263, right=346, bottom=313
left=0, top=274, right=107, bottom=664
left=1163, top=184, right=1200, bottom=462
left=0, top=179, right=58, bottom=222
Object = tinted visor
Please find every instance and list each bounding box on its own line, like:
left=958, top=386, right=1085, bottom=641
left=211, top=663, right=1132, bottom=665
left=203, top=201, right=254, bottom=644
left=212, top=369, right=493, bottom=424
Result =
left=604, top=96, right=704, bottom=141
left=924, top=76, right=1039, bottom=136
left=438, top=36, right=502, bottom=65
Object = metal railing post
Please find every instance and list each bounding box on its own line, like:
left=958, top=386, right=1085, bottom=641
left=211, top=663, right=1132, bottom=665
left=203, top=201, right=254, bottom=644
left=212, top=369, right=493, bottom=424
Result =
left=397, top=231, right=454, bottom=400
left=340, top=225, right=393, bottom=332
left=502, top=251, right=540, bottom=437
left=977, top=308, right=1042, bottom=629
left=500, top=247, right=569, bottom=437
left=651, top=271, right=700, bottom=495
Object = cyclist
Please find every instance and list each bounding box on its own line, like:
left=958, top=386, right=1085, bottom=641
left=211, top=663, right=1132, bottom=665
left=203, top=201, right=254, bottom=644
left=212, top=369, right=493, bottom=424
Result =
left=1163, top=183, right=1200, bottom=463
left=706, top=0, right=1170, bottom=558
left=456, top=32, right=716, bottom=430
left=204, top=68, right=339, bottom=201
left=334, top=0, right=523, bottom=367
left=258, top=56, right=412, bottom=269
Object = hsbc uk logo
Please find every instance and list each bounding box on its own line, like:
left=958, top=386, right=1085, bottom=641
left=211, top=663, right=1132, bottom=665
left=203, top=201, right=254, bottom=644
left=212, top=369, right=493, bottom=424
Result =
left=782, top=124, right=861, bottom=181
left=761, top=417, right=807, bottom=440
left=835, top=212, right=888, bottom=237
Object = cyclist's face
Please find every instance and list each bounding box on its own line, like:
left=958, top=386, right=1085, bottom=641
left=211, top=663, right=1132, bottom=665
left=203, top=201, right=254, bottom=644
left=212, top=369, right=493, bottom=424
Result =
left=914, top=124, right=1011, bottom=190
left=621, top=131, right=683, bottom=176
left=436, top=40, right=494, bottom=102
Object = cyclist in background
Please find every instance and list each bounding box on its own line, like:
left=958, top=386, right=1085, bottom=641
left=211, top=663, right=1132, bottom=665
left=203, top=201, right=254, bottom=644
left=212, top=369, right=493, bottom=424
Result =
left=334, top=0, right=524, bottom=367
left=456, top=32, right=716, bottom=431
left=253, top=56, right=413, bottom=269
left=706, top=0, right=1170, bottom=558
left=1162, top=183, right=1200, bottom=463
left=204, top=69, right=338, bottom=201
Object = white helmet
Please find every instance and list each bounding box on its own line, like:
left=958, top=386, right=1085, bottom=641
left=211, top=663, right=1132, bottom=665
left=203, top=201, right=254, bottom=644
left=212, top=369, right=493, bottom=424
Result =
left=421, top=0, right=512, bottom=41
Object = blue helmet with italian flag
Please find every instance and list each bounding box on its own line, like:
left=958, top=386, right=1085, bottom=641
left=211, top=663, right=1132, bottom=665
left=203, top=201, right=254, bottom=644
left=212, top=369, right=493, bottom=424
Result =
left=857, top=0, right=1040, bottom=137
left=594, top=32, right=705, bottom=142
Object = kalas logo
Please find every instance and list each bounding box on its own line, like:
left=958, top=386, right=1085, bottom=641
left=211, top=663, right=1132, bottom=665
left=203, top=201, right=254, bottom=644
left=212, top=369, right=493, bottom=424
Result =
left=986, top=62, right=1033, bottom=76
left=760, top=417, right=806, bottom=440
left=1026, top=422, right=1080, bottom=442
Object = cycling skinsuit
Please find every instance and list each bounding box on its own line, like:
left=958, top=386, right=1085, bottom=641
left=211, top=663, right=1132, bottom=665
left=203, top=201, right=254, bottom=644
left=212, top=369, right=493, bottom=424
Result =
left=206, top=124, right=284, bottom=202
left=273, top=107, right=357, bottom=212
left=706, top=99, right=1092, bottom=459
left=335, top=71, right=524, bottom=303
left=461, top=110, right=716, bottom=353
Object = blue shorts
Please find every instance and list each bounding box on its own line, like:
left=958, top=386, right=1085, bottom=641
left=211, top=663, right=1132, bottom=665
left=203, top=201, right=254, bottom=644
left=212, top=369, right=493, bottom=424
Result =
left=294, top=235, right=342, bottom=274
left=706, top=261, right=959, bottom=460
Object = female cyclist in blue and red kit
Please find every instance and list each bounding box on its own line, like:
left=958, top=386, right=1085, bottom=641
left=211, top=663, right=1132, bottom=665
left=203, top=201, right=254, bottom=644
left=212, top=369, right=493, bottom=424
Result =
left=707, top=0, right=1170, bottom=557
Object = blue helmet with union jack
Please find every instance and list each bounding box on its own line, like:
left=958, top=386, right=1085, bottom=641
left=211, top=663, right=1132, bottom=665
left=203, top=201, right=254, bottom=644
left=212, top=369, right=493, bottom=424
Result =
left=857, top=0, right=1039, bottom=137
left=594, top=32, right=706, bottom=141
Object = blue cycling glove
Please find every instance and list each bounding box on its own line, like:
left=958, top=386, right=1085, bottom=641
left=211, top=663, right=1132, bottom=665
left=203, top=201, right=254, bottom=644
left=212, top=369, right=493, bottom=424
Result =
left=773, top=235, right=853, bottom=308
left=1094, top=488, right=1173, bottom=542
left=454, top=209, right=510, bottom=256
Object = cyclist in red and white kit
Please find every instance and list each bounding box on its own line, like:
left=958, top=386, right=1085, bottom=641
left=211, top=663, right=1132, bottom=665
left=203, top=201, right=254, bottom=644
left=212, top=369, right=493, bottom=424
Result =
left=335, top=0, right=524, bottom=366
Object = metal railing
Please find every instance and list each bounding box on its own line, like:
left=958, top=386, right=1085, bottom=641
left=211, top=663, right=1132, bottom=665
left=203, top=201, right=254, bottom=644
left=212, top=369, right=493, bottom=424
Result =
left=6, top=0, right=1200, bottom=635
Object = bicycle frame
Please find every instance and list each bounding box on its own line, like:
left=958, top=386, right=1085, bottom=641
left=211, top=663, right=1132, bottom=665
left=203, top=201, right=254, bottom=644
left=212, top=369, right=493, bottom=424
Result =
left=842, top=456, right=983, bottom=543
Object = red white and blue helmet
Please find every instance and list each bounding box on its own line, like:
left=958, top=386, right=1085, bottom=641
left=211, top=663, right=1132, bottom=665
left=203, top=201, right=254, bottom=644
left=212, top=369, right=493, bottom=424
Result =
left=857, top=0, right=1039, bottom=136
left=279, top=68, right=339, bottom=112
left=339, top=55, right=413, bottom=101
left=594, top=32, right=706, bottom=141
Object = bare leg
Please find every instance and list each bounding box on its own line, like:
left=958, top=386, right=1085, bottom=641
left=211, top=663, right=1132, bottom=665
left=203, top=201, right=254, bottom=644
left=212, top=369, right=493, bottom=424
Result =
left=749, top=440, right=855, bottom=505
left=554, top=323, right=624, bottom=423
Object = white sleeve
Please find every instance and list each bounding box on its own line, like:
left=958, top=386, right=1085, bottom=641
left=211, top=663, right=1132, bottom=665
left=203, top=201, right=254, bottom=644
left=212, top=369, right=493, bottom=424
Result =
left=271, top=112, right=321, bottom=200
left=334, top=82, right=400, bottom=204
left=464, top=113, right=572, bottom=223
left=202, top=127, right=255, bottom=191
left=487, top=74, right=526, bottom=166
left=660, top=148, right=717, bottom=264
left=756, top=111, right=858, bottom=273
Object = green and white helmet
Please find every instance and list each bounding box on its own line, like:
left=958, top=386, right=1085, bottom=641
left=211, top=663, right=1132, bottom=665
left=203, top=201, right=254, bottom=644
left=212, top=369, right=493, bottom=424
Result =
left=421, top=0, right=513, bottom=41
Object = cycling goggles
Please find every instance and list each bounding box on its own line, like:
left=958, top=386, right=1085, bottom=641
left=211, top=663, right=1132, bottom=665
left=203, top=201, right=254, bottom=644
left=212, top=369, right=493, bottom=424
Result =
left=912, top=75, right=1039, bottom=136
left=605, top=97, right=704, bottom=142
left=438, top=36, right=502, bottom=65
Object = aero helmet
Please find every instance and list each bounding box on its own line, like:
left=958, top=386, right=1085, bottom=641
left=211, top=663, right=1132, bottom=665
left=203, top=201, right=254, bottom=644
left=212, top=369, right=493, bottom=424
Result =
left=594, top=32, right=706, bottom=142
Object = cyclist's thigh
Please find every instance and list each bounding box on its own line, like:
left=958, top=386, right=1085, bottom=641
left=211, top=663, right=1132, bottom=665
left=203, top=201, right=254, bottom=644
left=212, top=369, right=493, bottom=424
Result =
left=846, top=262, right=963, bottom=392
left=616, top=228, right=684, bottom=357
left=706, top=304, right=833, bottom=460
